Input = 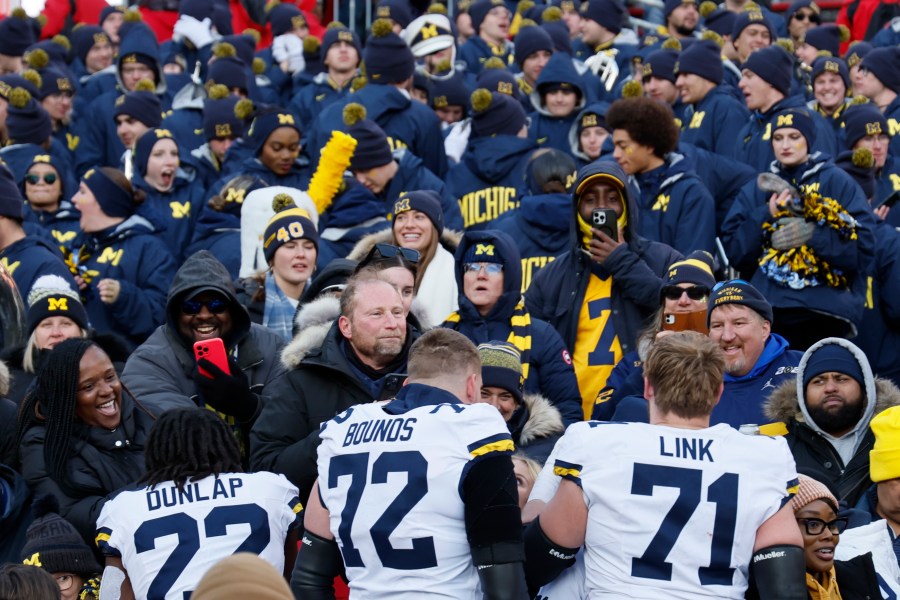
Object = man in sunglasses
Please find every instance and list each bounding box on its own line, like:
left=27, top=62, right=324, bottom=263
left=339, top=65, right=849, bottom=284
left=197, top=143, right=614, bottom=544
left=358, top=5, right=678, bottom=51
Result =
left=122, top=250, right=287, bottom=464
left=764, top=337, right=898, bottom=506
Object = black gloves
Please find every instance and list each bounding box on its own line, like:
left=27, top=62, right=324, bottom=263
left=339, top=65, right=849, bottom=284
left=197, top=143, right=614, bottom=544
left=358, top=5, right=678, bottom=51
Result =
left=193, top=357, right=260, bottom=424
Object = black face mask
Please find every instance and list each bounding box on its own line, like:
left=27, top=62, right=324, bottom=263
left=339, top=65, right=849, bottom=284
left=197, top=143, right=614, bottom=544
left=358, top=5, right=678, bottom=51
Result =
left=807, top=395, right=865, bottom=436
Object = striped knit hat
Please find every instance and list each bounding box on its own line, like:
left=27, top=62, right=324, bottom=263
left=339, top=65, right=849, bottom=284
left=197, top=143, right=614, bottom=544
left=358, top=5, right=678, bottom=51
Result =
left=789, top=474, right=838, bottom=513
left=478, top=341, right=524, bottom=404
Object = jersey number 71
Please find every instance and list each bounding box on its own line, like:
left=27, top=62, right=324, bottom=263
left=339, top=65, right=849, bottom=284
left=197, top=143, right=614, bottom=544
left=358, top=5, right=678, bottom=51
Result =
left=630, top=463, right=738, bottom=586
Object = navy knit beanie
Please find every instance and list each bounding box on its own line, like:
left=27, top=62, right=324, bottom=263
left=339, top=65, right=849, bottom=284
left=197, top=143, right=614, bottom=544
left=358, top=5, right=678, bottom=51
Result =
left=704, top=6, right=736, bottom=37
left=0, top=164, right=24, bottom=220
left=802, top=341, right=865, bottom=390
left=772, top=108, right=817, bottom=150
left=803, top=24, right=843, bottom=57
left=113, top=89, right=162, bottom=128
left=375, top=0, right=413, bottom=29
left=26, top=277, right=89, bottom=336
left=246, top=106, right=301, bottom=157
left=268, top=3, right=307, bottom=36
left=6, top=89, right=52, bottom=146
left=134, top=128, right=178, bottom=178
left=208, top=55, right=251, bottom=92
left=843, top=41, right=871, bottom=69
left=707, top=280, right=773, bottom=326
left=36, top=66, right=75, bottom=100
left=579, top=0, right=625, bottom=34
left=515, top=26, right=554, bottom=68
left=743, top=45, right=793, bottom=97
left=263, top=194, right=319, bottom=262
left=71, top=26, right=109, bottom=65
left=82, top=168, right=134, bottom=219
left=344, top=104, right=394, bottom=172
left=842, top=103, right=887, bottom=148
left=543, top=21, right=573, bottom=55
left=99, top=6, right=123, bottom=26
left=810, top=56, right=849, bottom=90
left=860, top=47, right=900, bottom=93
left=431, top=72, right=469, bottom=111
left=643, top=48, right=679, bottom=84
left=675, top=39, right=722, bottom=84
left=322, top=24, right=360, bottom=56
left=363, top=20, right=415, bottom=84
left=393, top=190, right=444, bottom=236
left=476, top=65, right=519, bottom=98
left=0, top=10, right=37, bottom=57
left=665, top=0, right=696, bottom=19
left=665, top=250, right=716, bottom=290
left=783, top=0, right=820, bottom=24
left=469, top=0, right=507, bottom=33
left=204, top=95, right=245, bottom=141
left=471, top=89, right=527, bottom=137
left=732, top=11, right=775, bottom=43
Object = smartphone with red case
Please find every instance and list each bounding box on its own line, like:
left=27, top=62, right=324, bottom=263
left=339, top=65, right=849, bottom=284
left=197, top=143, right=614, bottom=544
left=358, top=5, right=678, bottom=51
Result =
left=193, top=338, right=230, bottom=378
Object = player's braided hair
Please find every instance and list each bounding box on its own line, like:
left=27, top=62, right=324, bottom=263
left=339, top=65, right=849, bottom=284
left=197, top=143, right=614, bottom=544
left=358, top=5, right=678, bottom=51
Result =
left=141, top=408, right=242, bottom=491
left=16, top=338, right=102, bottom=493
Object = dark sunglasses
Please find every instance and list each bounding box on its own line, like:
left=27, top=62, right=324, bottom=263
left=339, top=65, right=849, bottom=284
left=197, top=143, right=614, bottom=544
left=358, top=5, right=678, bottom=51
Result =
left=793, top=12, right=820, bottom=22
left=368, top=243, right=420, bottom=264
left=662, top=285, right=710, bottom=301
left=796, top=517, right=848, bottom=536
left=181, top=298, right=228, bottom=315
left=25, top=173, right=57, bottom=185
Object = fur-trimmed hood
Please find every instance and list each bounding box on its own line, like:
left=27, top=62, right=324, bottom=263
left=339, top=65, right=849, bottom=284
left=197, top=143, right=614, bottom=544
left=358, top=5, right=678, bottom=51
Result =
left=280, top=293, right=431, bottom=370
left=764, top=338, right=900, bottom=438
left=512, top=392, right=565, bottom=445
left=0, top=359, right=9, bottom=397
left=346, top=227, right=462, bottom=262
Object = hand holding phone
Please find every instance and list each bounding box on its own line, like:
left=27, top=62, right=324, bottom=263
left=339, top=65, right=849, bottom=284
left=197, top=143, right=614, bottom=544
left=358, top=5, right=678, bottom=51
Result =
left=193, top=338, right=230, bottom=378
left=592, top=208, right=618, bottom=241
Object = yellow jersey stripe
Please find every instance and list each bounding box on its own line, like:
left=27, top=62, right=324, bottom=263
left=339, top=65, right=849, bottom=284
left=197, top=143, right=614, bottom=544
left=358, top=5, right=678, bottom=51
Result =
left=470, top=439, right=515, bottom=457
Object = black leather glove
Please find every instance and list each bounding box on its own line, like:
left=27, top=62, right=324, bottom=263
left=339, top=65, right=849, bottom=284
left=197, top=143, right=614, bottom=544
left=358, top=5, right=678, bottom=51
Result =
left=193, top=357, right=260, bottom=424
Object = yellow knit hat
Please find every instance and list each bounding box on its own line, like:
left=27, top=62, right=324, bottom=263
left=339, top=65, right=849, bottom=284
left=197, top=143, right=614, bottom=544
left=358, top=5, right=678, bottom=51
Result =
left=870, top=405, right=900, bottom=483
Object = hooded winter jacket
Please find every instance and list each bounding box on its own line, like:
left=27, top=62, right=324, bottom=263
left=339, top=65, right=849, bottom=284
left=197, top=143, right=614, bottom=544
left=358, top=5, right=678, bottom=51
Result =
left=446, top=134, right=536, bottom=230
left=0, top=235, right=77, bottom=301
left=628, top=151, right=716, bottom=254
left=121, top=250, right=286, bottom=421
left=722, top=152, right=877, bottom=334
left=506, top=392, right=565, bottom=464
left=133, top=164, right=207, bottom=263
left=527, top=53, right=586, bottom=154
left=764, top=337, right=900, bottom=505
left=306, top=83, right=448, bottom=178
left=524, top=161, right=681, bottom=388
left=250, top=299, right=417, bottom=503
left=443, top=229, right=584, bottom=425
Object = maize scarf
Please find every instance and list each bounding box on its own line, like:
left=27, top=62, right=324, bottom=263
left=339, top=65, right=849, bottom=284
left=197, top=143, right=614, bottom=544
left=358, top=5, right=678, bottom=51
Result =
left=806, top=569, right=843, bottom=600
left=443, top=299, right=533, bottom=379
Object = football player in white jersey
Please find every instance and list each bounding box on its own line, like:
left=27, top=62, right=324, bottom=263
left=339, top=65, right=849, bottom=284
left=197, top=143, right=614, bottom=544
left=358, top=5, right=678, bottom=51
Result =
left=525, top=331, right=807, bottom=599
left=96, top=408, right=302, bottom=600
left=293, top=328, right=529, bottom=599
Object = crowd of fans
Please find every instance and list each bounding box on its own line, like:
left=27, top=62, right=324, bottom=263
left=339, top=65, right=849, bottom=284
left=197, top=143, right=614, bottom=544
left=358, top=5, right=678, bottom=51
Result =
left=0, top=0, right=898, bottom=596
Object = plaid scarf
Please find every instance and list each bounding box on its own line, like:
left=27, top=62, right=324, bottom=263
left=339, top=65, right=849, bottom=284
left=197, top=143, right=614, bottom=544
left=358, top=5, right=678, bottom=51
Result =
left=443, top=298, right=533, bottom=379
left=263, top=272, right=298, bottom=342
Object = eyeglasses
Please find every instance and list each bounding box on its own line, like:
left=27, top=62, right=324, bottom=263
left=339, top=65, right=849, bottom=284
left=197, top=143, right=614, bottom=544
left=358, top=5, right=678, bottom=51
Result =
left=181, top=298, right=228, bottom=315
left=464, top=263, right=504, bottom=275
left=25, top=173, right=58, bottom=185
left=662, top=285, right=709, bottom=301
left=793, top=12, right=819, bottom=22
left=796, top=517, right=848, bottom=536
left=54, top=574, right=76, bottom=592
left=369, top=243, right=420, bottom=264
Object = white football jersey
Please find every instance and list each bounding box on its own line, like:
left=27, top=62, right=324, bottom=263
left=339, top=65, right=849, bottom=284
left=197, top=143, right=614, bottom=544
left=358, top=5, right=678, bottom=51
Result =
left=552, top=421, right=798, bottom=600
left=96, top=471, right=301, bottom=600
left=317, top=400, right=514, bottom=599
